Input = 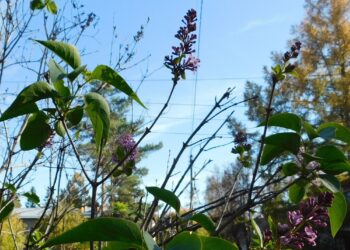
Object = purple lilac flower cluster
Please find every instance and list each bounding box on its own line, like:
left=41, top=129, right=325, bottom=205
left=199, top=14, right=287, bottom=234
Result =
left=283, top=41, right=302, bottom=72
left=276, top=192, right=333, bottom=249
left=164, top=9, right=200, bottom=82
left=112, top=134, right=138, bottom=164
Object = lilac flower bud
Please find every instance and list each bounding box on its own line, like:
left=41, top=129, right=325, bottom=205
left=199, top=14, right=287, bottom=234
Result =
left=288, top=210, right=303, bottom=226
left=317, top=192, right=334, bottom=207
left=263, top=229, right=272, bottom=244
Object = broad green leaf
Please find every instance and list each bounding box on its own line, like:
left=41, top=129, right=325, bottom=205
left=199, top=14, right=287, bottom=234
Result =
left=102, top=241, right=143, bottom=250
left=23, top=192, right=40, bottom=205
left=36, top=40, right=81, bottom=69
left=165, top=231, right=201, bottom=250
left=0, top=201, right=14, bottom=223
left=288, top=180, right=306, bottom=204
left=84, top=93, right=110, bottom=151
left=260, top=144, right=285, bottom=165
left=43, top=218, right=143, bottom=248
left=282, top=162, right=300, bottom=176
left=67, top=65, right=86, bottom=82
left=260, top=113, right=301, bottom=132
left=320, top=162, right=350, bottom=175
left=264, top=132, right=301, bottom=154
left=328, top=192, right=347, bottom=237
left=20, top=112, right=51, bottom=150
left=318, top=122, right=350, bottom=144
left=200, top=236, right=238, bottom=250
left=146, top=186, right=180, bottom=212
left=55, top=120, right=66, bottom=137
left=0, top=81, right=57, bottom=121
left=54, top=80, right=70, bottom=98
left=66, top=106, right=84, bottom=126
left=46, top=0, right=58, bottom=14
left=319, top=174, right=341, bottom=193
left=48, top=59, right=66, bottom=83
left=89, top=65, right=145, bottom=108
left=251, top=216, right=263, bottom=248
left=30, top=0, right=45, bottom=10
left=318, top=127, right=336, bottom=140
left=190, top=213, right=216, bottom=233
left=303, top=121, right=318, bottom=140
left=143, top=231, right=161, bottom=250
left=316, top=145, right=347, bottom=162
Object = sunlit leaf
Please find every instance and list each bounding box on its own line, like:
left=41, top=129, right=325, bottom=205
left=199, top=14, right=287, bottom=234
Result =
left=190, top=213, right=216, bottom=233
left=146, top=186, right=180, bottom=213
left=251, top=216, right=263, bottom=248
left=55, top=120, right=66, bottom=137
left=199, top=236, right=238, bottom=250
left=23, top=192, right=40, bottom=205
left=43, top=218, right=143, bottom=248
left=0, top=81, right=57, bottom=121
left=165, top=231, right=201, bottom=250
left=36, top=40, right=81, bottom=69
left=89, top=65, right=145, bottom=108
left=84, top=93, right=110, bottom=151
left=260, top=113, right=302, bottom=132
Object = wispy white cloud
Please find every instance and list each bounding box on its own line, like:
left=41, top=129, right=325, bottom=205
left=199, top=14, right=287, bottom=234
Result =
left=238, top=16, right=286, bottom=33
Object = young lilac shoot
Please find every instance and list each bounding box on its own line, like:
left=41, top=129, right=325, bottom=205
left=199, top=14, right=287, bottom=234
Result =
left=164, top=9, right=200, bottom=83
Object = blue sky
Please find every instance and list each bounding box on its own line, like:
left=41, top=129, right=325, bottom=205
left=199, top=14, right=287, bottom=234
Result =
left=1, top=0, right=306, bottom=204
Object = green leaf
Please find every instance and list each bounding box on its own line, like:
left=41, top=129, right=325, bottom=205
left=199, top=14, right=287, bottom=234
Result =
left=23, top=192, right=40, bottom=205
left=102, top=241, right=143, bottom=250
left=320, top=162, right=350, bottom=175
left=264, top=132, right=301, bottom=154
left=143, top=231, right=161, bottom=250
left=165, top=232, right=201, bottom=250
left=55, top=120, right=66, bottom=137
left=89, top=65, right=145, bottom=108
left=4, top=183, right=17, bottom=193
left=0, top=201, right=14, bottom=223
left=53, top=80, right=70, bottom=98
left=43, top=218, right=143, bottom=248
left=66, top=106, right=84, bottom=126
left=316, top=145, right=347, bottom=162
left=328, top=192, right=347, bottom=237
left=190, top=213, right=216, bottom=233
left=282, top=162, right=300, bottom=176
left=303, top=121, right=318, bottom=140
left=48, top=59, right=66, bottom=83
left=146, top=186, right=180, bottom=213
left=251, top=216, right=263, bottom=248
left=0, top=81, right=58, bottom=122
left=319, top=174, right=341, bottom=193
left=288, top=180, right=306, bottom=204
left=46, top=0, right=58, bottom=14
left=199, top=236, right=238, bottom=250
left=67, top=65, right=86, bottom=82
left=260, top=113, right=301, bottom=132
left=30, top=0, right=45, bottom=10
left=36, top=40, right=81, bottom=69
left=318, top=122, right=350, bottom=144
left=20, top=112, right=51, bottom=151
left=318, top=127, right=336, bottom=140
left=84, top=93, right=110, bottom=151
left=260, top=144, right=285, bottom=165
